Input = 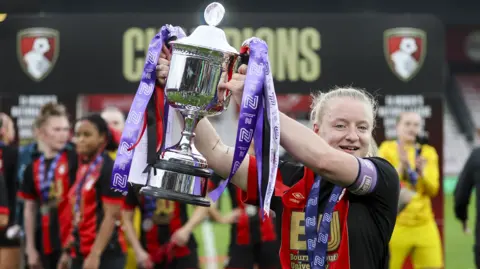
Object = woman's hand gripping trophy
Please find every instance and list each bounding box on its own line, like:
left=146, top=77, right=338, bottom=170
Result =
left=156, top=44, right=248, bottom=106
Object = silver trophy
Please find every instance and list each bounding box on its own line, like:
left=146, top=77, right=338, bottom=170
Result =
left=140, top=2, right=240, bottom=207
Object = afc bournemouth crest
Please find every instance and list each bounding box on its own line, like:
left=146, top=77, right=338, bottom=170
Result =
left=17, top=28, right=60, bottom=82
left=384, top=28, right=427, bottom=82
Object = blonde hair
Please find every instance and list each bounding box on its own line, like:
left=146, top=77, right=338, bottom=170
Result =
left=310, top=87, right=377, bottom=128
left=367, top=139, right=378, bottom=157
left=34, top=102, right=68, bottom=129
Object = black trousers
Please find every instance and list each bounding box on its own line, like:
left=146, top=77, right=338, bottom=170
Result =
left=71, top=254, right=125, bottom=269
left=39, top=252, right=61, bottom=269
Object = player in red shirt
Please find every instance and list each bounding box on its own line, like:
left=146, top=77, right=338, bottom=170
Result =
left=58, top=114, right=127, bottom=269
left=209, top=142, right=279, bottom=269
left=123, top=185, right=216, bottom=269
left=157, top=52, right=399, bottom=268
left=18, top=103, right=76, bottom=269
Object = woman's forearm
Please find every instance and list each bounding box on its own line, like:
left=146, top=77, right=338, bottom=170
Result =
left=279, top=112, right=359, bottom=186
left=89, top=211, right=118, bottom=257
left=194, top=118, right=250, bottom=191
left=24, top=200, right=37, bottom=251
left=121, top=211, right=144, bottom=253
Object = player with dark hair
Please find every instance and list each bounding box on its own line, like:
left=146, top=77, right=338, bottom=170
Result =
left=57, top=114, right=127, bottom=269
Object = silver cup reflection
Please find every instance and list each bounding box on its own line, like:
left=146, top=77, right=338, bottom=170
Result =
left=139, top=2, right=240, bottom=207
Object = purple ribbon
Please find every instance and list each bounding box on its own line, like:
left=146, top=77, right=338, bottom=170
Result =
left=254, top=102, right=264, bottom=213
left=111, top=25, right=186, bottom=195
left=209, top=39, right=271, bottom=208
left=75, top=155, right=103, bottom=212
left=305, top=176, right=343, bottom=269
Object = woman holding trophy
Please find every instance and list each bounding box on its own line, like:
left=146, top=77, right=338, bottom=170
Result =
left=156, top=45, right=399, bottom=269
left=112, top=3, right=399, bottom=268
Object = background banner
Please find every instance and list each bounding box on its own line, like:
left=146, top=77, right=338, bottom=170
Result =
left=0, top=14, right=445, bottom=96
left=0, top=93, right=78, bottom=145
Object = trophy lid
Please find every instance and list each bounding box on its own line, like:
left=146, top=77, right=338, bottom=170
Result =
left=173, top=2, right=238, bottom=54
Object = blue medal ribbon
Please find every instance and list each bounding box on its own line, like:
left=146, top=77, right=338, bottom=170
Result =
left=74, top=155, right=103, bottom=212
left=39, top=153, right=62, bottom=202
left=143, top=196, right=156, bottom=219
left=304, top=176, right=343, bottom=269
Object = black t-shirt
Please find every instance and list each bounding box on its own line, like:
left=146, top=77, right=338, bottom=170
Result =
left=454, top=147, right=480, bottom=245
left=0, top=144, right=18, bottom=227
left=243, top=156, right=399, bottom=269
left=124, top=184, right=197, bottom=258
left=210, top=174, right=278, bottom=246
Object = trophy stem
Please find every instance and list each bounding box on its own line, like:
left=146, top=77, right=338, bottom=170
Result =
left=176, top=111, right=201, bottom=154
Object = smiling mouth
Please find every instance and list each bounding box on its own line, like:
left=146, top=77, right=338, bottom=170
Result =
left=339, top=146, right=360, bottom=152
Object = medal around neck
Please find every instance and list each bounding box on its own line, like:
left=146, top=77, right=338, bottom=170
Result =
left=139, top=2, right=240, bottom=207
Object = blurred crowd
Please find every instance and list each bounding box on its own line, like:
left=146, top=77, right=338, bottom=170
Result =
left=0, top=91, right=477, bottom=269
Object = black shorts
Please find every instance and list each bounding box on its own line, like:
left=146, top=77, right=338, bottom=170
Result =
left=154, top=251, right=199, bottom=269
left=71, top=254, right=125, bottom=269
left=0, top=230, right=20, bottom=247
left=36, top=251, right=61, bottom=269
left=225, top=241, right=280, bottom=269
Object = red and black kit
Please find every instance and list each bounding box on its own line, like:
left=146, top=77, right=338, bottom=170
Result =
left=124, top=184, right=199, bottom=269
left=242, top=155, right=399, bottom=269
left=67, top=153, right=127, bottom=261
left=210, top=174, right=279, bottom=269
left=18, top=148, right=77, bottom=268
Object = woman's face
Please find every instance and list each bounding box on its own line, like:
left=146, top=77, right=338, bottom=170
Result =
left=0, top=115, right=15, bottom=145
left=396, top=112, right=421, bottom=143
left=39, top=116, right=70, bottom=152
left=101, top=110, right=125, bottom=132
left=314, top=97, right=373, bottom=158
left=74, top=120, right=105, bottom=156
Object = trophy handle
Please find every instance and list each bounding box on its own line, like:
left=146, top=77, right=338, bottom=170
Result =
left=234, top=52, right=250, bottom=73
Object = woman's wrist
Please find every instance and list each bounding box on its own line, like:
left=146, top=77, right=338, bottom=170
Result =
left=194, top=118, right=222, bottom=152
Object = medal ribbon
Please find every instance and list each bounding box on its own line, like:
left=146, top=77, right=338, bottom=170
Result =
left=39, top=153, right=62, bottom=202
left=209, top=38, right=280, bottom=217
left=397, top=141, right=419, bottom=186
left=111, top=25, right=186, bottom=194
left=305, top=176, right=344, bottom=269
left=74, top=155, right=103, bottom=212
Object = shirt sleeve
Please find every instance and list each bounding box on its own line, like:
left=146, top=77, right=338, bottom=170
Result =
left=209, top=174, right=223, bottom=190
left=0, top=172, right=8, bottom=215
left=352, top=157, right=400, bottom=220
left=17, top=163, right=38, bottom=201
left=418, top=145, right=440, bottom=197
left=0, top=147, right=17, bottom=214
left=454, top=148, right=479, bottom=221
left=123, top=184, right=139, bottom=210
left=241, top=155, right=304, bottom=206
left=99, top=158, right=125, bottom=206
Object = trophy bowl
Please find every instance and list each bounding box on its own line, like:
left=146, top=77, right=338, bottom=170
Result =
left=139, top=2, right=240, bottom=207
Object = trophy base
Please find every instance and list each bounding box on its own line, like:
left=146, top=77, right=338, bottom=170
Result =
left=140, top=186, right=211, bottom=207
left=142, top=148, right=213, bottom=207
